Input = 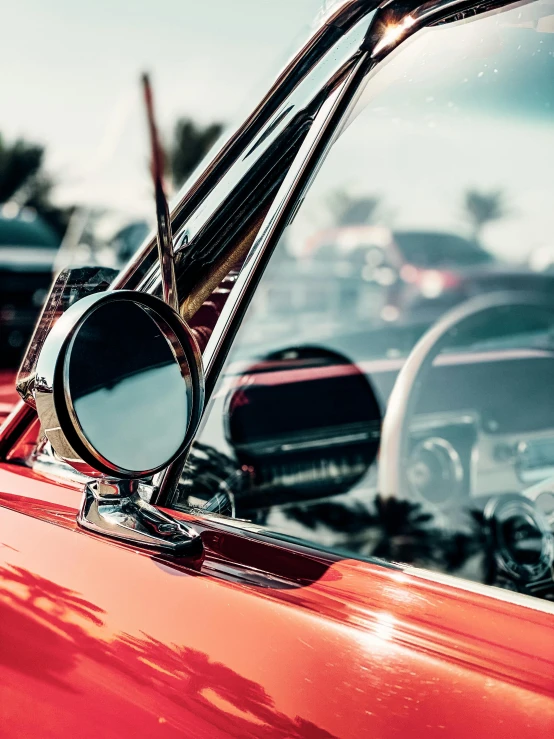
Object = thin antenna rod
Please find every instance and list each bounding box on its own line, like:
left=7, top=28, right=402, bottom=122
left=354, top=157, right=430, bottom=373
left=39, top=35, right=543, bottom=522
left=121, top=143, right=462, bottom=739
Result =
left=142, top=72, right=179, bottom=312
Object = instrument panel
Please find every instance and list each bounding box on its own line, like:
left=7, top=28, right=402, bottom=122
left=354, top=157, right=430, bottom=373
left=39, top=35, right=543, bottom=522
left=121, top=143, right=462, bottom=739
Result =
left=409, top=412, right=554, bottom=502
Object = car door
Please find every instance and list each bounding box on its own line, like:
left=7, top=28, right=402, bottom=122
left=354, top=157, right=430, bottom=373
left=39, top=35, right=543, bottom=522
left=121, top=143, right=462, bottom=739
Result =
left=1, top=462, right=554, bottom=738
left=1, top=0, right=554, bottom=736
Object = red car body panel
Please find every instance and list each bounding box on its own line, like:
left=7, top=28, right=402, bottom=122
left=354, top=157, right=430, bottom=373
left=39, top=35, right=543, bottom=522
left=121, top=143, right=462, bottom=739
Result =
left=0, top=372, right=19, bottom=422
left=0, top=462, right=553, bottom=737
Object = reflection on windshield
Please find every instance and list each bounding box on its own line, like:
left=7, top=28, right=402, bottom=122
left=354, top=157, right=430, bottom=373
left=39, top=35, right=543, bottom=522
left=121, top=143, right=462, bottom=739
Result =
left=234, top=5, right=554, bottom=361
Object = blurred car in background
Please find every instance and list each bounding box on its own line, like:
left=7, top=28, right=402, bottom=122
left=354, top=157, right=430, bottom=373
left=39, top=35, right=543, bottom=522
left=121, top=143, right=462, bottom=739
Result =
left=305, top=225, right=554, bottom=325
left=54, top=208, right=150, bottom=273
left=0, top=207, right=150, bottom=368
left=240, top=225, right=554, bottom=359
left=0, top=209, right=60, bottom=366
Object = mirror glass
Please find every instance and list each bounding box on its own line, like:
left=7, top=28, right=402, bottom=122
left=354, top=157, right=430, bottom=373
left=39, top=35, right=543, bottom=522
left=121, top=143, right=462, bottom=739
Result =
left=66, top=299, right=190, bottom=473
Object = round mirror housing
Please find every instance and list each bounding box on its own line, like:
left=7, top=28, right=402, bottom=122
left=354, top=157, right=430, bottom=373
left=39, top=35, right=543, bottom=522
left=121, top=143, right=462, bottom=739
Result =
left=34, top=290, right=204, bottom=479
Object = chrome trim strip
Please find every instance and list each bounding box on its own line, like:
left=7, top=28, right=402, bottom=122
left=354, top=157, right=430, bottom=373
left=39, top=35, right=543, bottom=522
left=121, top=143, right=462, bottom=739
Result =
left=402, top=565, right=554, bottom=615
left=132, top=19, right=374, bottom=311
left=110, top=1, right=382, bottom=295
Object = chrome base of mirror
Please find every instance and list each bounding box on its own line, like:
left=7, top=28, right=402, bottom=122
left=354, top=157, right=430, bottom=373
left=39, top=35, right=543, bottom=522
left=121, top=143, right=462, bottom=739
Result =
left=78, top=478, right=204, bottom=558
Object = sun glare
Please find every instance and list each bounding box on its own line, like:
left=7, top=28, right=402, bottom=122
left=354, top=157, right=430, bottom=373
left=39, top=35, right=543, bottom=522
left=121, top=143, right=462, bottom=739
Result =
left=373, top=16, right=416, bottom=56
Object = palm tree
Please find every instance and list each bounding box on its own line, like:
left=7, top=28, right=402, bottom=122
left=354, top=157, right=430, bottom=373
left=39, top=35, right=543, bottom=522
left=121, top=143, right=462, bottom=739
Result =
left=463, top=188, right=508, bottom=242
left=169, top=118, right=223, bottom=189
left=0, top=134, right=70, bottom=237
left=330, top=191, right=382, bottom=226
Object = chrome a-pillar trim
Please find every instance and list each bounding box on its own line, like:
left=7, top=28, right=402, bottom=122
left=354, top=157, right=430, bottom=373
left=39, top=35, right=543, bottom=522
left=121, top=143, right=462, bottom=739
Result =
left=78, top=478, right=204, bottom=559
left=202, top=53, right=371, bottom=384
left=142, top=73, right=180, bottom=313
left=110, top=0, right=517, bottom=304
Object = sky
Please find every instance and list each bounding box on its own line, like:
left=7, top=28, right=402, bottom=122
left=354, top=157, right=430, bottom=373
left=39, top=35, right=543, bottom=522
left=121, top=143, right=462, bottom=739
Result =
left=290, top=8, right=554, bottom=262
left=3, top=1, right=554, bottom=261
left=2, top=0, right=322, bottom=213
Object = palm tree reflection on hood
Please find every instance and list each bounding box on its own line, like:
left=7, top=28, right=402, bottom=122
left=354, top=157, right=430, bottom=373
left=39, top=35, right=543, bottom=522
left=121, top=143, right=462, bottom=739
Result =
left=0, top=563, right=338, bottom=737
left=111, top=633, right=338, bottom=738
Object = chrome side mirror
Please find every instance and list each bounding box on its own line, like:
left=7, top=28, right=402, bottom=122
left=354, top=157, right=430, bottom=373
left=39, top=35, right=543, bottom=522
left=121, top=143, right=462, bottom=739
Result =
left=35, top=289, right=203, bottom=478
left=33, top=289, right=205, bottom=557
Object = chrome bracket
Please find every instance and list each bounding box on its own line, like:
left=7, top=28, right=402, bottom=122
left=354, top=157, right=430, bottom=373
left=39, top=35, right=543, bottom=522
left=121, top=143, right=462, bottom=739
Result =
left=77, top=478, right=203, bottom=559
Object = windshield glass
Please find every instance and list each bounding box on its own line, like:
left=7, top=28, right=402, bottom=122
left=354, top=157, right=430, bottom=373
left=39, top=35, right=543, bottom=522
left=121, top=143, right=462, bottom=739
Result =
left=179, top=1, right=554, bottom=606
left=234, top=3, right=554, bottom=359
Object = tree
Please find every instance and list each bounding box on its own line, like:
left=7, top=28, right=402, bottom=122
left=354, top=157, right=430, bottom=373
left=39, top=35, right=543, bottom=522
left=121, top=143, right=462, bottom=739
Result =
left=329, top=191, right=382, bottom=226
left=0, top=135, right=71, bottom=238
left=0, top=137, right=43, bottom=203
left=463, top=188, right=508, bottom=241
left=169, top=118, right=223, bottom=189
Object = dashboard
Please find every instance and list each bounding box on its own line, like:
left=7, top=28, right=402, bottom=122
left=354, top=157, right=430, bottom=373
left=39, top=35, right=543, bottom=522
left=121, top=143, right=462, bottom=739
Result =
left=181, top=343, right=554, bottom=601
left=369, top=347, right=554, bottom=503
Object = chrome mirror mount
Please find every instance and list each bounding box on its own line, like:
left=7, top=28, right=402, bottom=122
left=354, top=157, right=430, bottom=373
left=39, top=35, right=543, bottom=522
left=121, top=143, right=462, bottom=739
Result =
left=79, top=478, right=203, bottom=559
left=32, top=289, right=205, bottom=557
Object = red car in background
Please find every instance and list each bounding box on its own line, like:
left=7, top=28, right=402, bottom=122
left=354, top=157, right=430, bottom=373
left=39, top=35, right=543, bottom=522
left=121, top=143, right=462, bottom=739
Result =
left=302, top=225, right=554, bottom=326
left=1, top=1, right=554, bottom=737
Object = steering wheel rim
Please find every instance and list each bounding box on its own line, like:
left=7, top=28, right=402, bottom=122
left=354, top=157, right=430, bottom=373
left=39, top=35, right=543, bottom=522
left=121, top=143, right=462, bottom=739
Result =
left=378, top=291, right=554, bottom=500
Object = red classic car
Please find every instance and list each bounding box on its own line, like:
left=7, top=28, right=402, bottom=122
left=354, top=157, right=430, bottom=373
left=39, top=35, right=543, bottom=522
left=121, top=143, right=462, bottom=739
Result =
left=1, top=1, right=554, bottom=737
